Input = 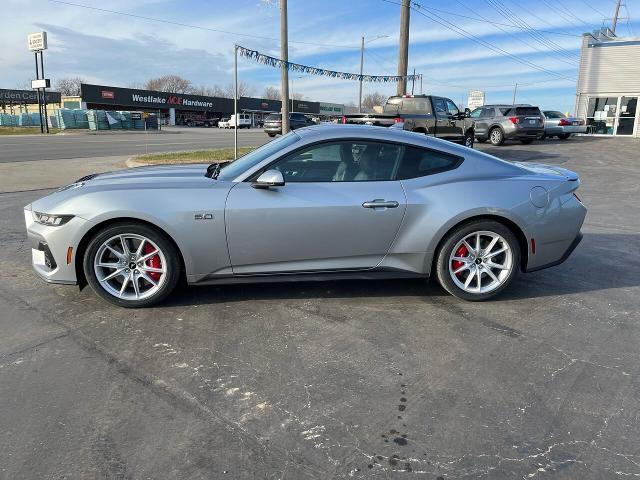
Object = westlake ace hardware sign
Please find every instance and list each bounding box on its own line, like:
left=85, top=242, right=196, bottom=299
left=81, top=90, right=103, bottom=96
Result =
left=81, top=84, right=220, bottom=112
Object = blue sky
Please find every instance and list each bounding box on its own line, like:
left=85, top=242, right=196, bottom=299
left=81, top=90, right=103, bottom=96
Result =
left=1, top=0, right=638, bottom=113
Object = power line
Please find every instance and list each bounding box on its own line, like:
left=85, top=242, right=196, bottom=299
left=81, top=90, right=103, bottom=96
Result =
left=401, top=4, right=582, bottom=37
left=47, top=0, right=358, bottom=50
left=381, top=0, right=577, bottom=82
left=486, top=0, right=579, bottom=64
left=453, top=0, right=578, bottom=67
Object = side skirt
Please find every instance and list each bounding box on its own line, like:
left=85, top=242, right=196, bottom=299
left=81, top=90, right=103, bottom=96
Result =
left=190, top=269, right=428, bottom=286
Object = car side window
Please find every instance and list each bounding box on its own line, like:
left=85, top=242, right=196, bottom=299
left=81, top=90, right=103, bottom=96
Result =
left=270, top=141, right=404, bottom=182
left=395, top=146, right=462, bottom=180
left=469, top=108, right=482, bottom=118
left=481, top=107, right=494, bottom=117
left=434, top=98, right=447, bottom=116
left=446, top=100, right=460, bottom=116
left=499, top=107, right=512, bottom=116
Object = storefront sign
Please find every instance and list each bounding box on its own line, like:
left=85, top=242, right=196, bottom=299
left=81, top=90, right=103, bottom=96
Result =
left=28, top=32, right=48, bottom=52
left=319, top=102, right=343, bottom=116
left=467, top=90, right=485, bottom=110
left=0, top=88, right=61, bottom=104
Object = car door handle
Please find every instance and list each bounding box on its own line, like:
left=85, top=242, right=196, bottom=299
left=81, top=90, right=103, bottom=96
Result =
left=362, top=199, right=399, bottom=209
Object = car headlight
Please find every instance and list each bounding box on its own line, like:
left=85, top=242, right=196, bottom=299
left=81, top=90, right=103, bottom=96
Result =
left=32, top=211, right=74, bottom=226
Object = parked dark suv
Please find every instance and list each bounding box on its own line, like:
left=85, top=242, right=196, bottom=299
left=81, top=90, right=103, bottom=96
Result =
left=470, top=104, right=544, bottom=145
left=264, top=113, right=315, bottom=137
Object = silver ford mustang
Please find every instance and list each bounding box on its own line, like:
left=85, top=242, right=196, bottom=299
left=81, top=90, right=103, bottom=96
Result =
left=24, top=125, right=586, bottom=307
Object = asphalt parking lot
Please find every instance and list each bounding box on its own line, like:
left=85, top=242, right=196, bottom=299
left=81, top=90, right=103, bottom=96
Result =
left=1, top=135, right=639, bottom=479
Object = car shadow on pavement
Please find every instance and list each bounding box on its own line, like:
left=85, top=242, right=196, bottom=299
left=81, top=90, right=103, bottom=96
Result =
left=162, top=232, right=638, bottom=307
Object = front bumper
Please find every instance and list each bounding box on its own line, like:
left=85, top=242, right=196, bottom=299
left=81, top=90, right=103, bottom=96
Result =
left=24, top=207, right=90, bottom=285
left=264, top=126, right=282, bottom=134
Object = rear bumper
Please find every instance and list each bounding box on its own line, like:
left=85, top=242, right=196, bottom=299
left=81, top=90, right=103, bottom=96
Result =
left=525, top=232, right=583, bottom=272
left=505, top=128, right=544, bottom=139
left=546, top=125, right=587, bottom=135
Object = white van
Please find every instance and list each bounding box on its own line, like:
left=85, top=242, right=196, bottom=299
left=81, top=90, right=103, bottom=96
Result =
left=227, top=113, right=252, bottom=129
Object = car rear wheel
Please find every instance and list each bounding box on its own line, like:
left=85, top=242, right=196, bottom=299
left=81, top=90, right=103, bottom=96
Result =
left=559, top=133, right=571, bottom=140
left=435, top=220, right=520, bottom=301
left=489, top=127, right=504, bottom=146
left=83, top=223, right=181, bottom=308
left=464, top=131, right=475, bottom=148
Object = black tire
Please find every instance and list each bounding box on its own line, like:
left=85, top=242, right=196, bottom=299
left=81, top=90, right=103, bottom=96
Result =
left=539, top=132, right=547, bottom=140
left=520, top=138, right=534, bottom=144
left=558, top=133, right=571, bottom=140
left=83, top=222, right=181, bottom=308
left=489, top=127, right=504, bottom=146
left=464, top=131, right=475, bottom=149
left=267, top=133, right=276, bottom=137
left=435, top=220, right=520, bottom=301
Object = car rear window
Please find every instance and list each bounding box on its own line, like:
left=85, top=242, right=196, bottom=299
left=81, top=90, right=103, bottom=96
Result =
left=544, top=111, right=565, bottom=118
left=265, top=114, right=281, bottom=121
left=515, top=107, right=541, bottom=116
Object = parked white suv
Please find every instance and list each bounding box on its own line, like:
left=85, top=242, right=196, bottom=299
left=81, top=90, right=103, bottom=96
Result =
left=218, top=117, right=230, bottom=129
left=227, top=113, right=252, bottom=129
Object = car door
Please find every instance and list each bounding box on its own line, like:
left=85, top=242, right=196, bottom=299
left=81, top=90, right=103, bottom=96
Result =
left=225, top=140, right=407, bottom=274
left=445, top=99, right=465, bottom=141
left=473, top=107, right=493, bottom=137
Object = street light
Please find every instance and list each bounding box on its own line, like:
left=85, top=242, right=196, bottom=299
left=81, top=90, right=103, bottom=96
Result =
left=359, top=34, right=389, bottom=113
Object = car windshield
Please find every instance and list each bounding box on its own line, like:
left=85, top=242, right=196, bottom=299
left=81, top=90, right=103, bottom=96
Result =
left=265, top=114, right=281, bottom=121
left=216, top=132, right=300, bottom=181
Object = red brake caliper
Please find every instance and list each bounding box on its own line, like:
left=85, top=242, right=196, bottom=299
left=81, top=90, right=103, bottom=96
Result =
left=452, top=244, right=469, bottom=276
left=144, top=243, right=162, bottom=281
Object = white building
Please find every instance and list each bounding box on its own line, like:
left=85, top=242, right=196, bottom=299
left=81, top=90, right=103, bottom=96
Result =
left=575, top=28, right=640, bottom=137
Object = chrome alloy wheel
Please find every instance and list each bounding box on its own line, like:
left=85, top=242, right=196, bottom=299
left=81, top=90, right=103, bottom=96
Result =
left=93, top=234, right=168, bottom=300
left=490, top=129, right=502, bottom=144
left=448, top=230, right=513, bottom=294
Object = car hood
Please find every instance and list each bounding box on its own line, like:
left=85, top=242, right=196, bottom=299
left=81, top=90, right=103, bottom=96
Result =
left=26, top=163, right=229, bottom=216
left=80, top=163, right=211, bottom=186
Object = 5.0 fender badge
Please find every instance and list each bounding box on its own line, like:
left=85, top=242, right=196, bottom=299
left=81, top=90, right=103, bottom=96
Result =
left=194, top=213, right=213, bottom=220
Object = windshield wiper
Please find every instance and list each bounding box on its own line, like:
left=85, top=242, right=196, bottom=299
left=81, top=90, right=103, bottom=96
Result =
left=205, top=161, right=230, bottom=179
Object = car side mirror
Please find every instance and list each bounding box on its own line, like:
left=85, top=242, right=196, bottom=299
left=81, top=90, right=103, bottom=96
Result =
left=251, top=169, right=285, bottom=189
left=464, top=108, right=471, bottom=117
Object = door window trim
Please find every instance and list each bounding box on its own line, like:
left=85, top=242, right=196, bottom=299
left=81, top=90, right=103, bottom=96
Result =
left=246, top=138, right=464, bottom=183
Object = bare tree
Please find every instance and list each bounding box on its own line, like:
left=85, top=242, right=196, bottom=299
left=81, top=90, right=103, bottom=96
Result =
left=222, top=81, right=254, bottom=99
left=191, top=85, right=226, bottom=97
left=54, top=77, right=86, bottom=96
left=291, top=92, right=305, bottom=100
left=263, top=86, right=280, bottom=100
left=144, top=75, right=192, bottom=93
left=362, top=92, right=387, bottom=110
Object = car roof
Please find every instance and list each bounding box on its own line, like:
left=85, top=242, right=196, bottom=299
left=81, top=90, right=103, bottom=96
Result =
left=292, top=124, right=473, bottom=157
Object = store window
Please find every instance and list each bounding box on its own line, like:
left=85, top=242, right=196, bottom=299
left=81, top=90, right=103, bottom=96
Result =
left=586, top=97, right=618, bottom=135
left=616, top=97, right=637, bottom=136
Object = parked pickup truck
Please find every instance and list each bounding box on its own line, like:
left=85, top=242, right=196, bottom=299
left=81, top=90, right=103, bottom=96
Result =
left=341, top=95, right=476, bottom=148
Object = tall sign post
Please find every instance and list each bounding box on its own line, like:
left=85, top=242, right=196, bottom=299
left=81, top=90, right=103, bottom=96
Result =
left=28, top=32, right=49, bottom=133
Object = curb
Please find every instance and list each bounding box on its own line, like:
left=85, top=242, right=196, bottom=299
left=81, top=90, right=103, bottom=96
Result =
left=125, top=157, right=148, bottom=168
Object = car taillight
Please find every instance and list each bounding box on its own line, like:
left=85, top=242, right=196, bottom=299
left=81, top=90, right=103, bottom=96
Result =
left=508, top=117, right=519, bottom=124
left=558, top=118, right=571, bottom=126
left=394, top=117, right=403, bottom=123
left=341, top=116, right=346, bottom=124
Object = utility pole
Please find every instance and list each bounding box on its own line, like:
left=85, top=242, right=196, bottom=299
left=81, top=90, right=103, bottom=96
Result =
left=397, top=0, right=410, bottom=96
left=280, top=0, right=290, bottom=134
left=358, top=36, right=365, bottom=113
left=512, top=82, right=518, bottom=105
left=234, top=44, right=238, bottom=159
left=612, top=0, right=622, bottom=33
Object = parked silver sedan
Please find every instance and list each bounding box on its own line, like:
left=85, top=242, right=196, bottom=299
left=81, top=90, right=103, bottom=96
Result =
left=25, top=125, right=586, bottom=307
left=541, top=111, right=587, bottom=139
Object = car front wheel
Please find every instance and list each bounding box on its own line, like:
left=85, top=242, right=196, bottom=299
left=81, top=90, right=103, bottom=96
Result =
left=83, top=223, right=181, bottom=308
left=435, top=220, right=520, bottom=301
